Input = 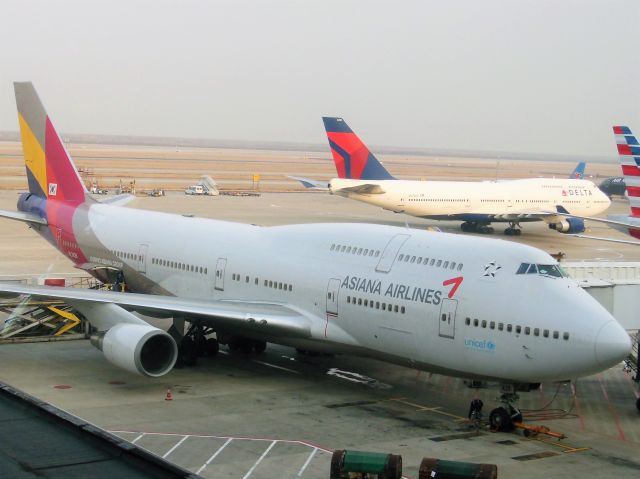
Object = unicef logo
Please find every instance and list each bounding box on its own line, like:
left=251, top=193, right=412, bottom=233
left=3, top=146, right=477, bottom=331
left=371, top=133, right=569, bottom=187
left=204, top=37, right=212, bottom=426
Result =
left=464, top=338, right=497, bottom=353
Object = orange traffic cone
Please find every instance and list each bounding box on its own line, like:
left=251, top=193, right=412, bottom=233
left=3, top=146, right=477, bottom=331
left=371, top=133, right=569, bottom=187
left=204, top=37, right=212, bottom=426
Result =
left=165, top=389, right=173, bottom=401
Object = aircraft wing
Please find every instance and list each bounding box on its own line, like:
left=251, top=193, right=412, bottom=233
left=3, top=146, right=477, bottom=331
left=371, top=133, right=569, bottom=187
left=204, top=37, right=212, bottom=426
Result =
left=0, top=209, right=48, bottom=225
left=0, top=283, right=313, bottom=339
left=569, top=234, right=640, bottom=246
left=333, top=183, right=386, bottom=195
left=552, top=211, right=637, bottom=229
left=287, top=176, right=329, bottom=190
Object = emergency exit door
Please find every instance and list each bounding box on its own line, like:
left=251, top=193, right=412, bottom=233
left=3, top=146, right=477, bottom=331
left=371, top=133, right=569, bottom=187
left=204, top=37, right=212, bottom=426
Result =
left=326, top=278, right=341, bottom=316
left=438, top=298, right=457, bottom=339
left=214, top=257, right=227, bottom=291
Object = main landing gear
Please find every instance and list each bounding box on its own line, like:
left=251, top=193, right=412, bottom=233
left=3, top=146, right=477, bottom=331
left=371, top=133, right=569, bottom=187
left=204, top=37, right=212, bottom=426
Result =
left=488, top=385, right=523, bottom=432
left=461, top=222, right=494, bottom=234
left=174, top=321, right=219, bottom=368
left=503, top=222, right=522, bottom=236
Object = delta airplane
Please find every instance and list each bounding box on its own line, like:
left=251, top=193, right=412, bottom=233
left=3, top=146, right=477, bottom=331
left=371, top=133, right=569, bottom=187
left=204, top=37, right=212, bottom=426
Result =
left=556, top=127, right=640, bottom=246
left=300, top=118, right=610, bottom=236
left=0, top=84, right=633, bottom=428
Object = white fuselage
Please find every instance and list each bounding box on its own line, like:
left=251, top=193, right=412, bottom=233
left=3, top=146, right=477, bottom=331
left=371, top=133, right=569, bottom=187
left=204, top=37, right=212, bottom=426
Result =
left=57, top=202, right=627, bottom=383
left=330, top=178, right=610, bottom=222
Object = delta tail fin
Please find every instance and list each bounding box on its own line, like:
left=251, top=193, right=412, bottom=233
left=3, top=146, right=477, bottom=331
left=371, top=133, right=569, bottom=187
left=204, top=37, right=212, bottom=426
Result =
left=569, top=162, right=586, bottom=179
left=15, top=82, right=88, bottom=203
left=613, top=126, right=640, bottom=218
left=322, top=117, right=395, bottom=180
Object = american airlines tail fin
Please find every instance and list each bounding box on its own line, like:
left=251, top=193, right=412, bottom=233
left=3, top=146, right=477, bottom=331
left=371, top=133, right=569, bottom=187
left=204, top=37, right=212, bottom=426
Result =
left=613, top=126, right=640, bottom=218
left=569, top=162, right=586, bottom=179
left=14, top=82, right=89, bottom=203
left=322, top=117, right=395, bottom=180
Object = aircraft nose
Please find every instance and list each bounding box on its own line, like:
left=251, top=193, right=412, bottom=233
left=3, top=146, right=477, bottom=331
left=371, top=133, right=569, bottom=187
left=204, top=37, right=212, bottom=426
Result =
left=595, top=320, right=631, bottom=369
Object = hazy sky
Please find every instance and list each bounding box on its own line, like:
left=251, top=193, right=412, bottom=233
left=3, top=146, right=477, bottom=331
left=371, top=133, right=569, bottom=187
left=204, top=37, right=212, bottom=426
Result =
left=1, top=0, right=639, bottom=156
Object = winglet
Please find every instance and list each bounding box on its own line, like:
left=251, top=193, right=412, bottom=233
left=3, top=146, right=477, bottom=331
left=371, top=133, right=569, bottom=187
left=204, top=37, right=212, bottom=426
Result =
left=322, top=117, right=395, bottom=180
left=14, top=82, right=88, bottom=203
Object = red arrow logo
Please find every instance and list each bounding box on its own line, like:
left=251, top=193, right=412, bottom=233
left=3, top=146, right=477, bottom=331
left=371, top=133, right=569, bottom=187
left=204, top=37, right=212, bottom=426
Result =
left=443, top=276, right=464, bottom=298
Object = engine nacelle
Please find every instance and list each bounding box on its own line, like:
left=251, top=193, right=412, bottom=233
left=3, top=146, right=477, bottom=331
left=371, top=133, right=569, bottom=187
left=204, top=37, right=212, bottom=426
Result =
left=91, top=324, right=177, bottom=377
left=549, top=217, right=585, bottom=234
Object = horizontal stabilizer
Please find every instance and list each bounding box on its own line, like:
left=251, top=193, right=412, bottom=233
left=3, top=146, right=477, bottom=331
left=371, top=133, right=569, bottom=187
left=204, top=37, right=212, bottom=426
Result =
left=0, top=209, right=47, bottom=225
left=100, top=194, right=136, bottom=206
left=288, top=176, right=329, bottom=190
left=334, top=183, right=386, bottom=195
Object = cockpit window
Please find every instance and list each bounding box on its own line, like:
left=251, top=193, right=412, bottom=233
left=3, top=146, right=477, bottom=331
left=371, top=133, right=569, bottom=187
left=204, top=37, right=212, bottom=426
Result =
left=517, top=263, right=567, bottom=278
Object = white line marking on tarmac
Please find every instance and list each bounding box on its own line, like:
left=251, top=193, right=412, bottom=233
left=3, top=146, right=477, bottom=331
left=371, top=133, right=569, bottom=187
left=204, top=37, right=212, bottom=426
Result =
left=196, top=437, right=233, bottom=475
left=295, top=447, right=318, bottom=478
left=242, top=440, right=277, bottom=479
left=131, top=433, right=145, bottom=444
left=162, top=435, right=189, bottom=458
left=252, top=359, right=301, bottom=374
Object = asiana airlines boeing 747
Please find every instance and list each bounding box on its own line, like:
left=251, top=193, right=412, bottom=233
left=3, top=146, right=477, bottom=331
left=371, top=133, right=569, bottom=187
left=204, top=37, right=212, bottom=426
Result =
left=0, top=83, right=632, bottom=429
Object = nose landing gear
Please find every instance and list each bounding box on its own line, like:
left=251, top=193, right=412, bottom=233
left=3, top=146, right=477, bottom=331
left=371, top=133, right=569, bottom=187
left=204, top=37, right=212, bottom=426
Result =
left=489, top=387, right=523, bottom=432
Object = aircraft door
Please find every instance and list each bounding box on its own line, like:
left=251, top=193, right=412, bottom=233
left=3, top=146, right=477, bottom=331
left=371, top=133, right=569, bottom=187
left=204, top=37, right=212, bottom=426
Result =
left=438, top=298, right=457, bottom=339
left=326, top=278, right=340, bottom=316
left=376, top=234, right=410, bottom=273
left=214, top=257, right=227, bottom=291
left=137, top=244, right=149, bottom=273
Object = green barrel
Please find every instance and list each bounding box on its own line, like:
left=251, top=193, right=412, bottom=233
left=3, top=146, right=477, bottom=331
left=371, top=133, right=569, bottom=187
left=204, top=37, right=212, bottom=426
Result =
left=419, top=458, right=497, bottom=479
left=331, top=449, right=402, bottom=479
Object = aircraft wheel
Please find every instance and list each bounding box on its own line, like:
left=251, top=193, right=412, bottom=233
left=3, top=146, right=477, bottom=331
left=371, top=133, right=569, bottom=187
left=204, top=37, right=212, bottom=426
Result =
left=387, top=454, right=402, bottom=479
left=489, top=407, right=512, bottom=431
left=514, top=229, right=522, bottom=236
left=636, top=397, right=640, bottom=412
left=205, top=337, right=219, bottom=357
left=504, top=228, right=513, bottom=236
left=486, top=226, right=494, bottom=234
left=461, top=222, right=469, bottom=232
left=239, top=340, right=253, bottom=354
left=180, top=337, right=198, bottom=367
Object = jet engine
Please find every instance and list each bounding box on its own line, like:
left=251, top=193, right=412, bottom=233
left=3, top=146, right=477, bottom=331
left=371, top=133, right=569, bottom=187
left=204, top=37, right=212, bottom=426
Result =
left=90, top=323, right=178, bottom=377
left=548, top=217, right=585, bottom=234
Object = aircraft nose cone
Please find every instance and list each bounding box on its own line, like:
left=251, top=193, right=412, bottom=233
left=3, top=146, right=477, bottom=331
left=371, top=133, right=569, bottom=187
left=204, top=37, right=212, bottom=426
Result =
left=595, top=321, right=631, bottom=369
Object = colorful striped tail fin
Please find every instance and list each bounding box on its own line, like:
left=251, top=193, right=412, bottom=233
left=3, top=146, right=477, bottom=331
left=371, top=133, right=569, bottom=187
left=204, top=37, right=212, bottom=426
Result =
left=613, top=126, right=640, bottom=218
left=15, top=82, right=88, bottom=203
left=322, top=117, right=395, bottom=180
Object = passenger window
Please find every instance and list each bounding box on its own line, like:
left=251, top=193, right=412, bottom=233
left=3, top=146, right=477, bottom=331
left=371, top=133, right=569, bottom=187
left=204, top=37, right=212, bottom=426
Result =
left=457, top=263, right=463, bottom=271
left=516, top=325, right=522, bottom=334
left=401, top=306, right=405, bottom=314
left=443, top=261, right=449, bottom=268
left=417, top=257, right=423, bottom=263
left=375, top=251, right=380, bottom=257
left=498, top=323, right=503, bottom=331
left=341, top=246, right=346, bottom=252
left=553, top=331, right=559, bottom=339
left=399, top=254, right=404, bottom=261
left=563, top=332, right=570, bottom=340
left=347, top=296, right=351, bottom=303
left=411, top=256, right=416, bottom=263
left=507, top=324, right=512, bottom=332
left=534, top=328, right=539, bottom=337
left=490, top=321, right=495, bottom=330
left=442, top=314, right=447, bottom=322
left=465, top=317, right=471, bottom=325
left=289, top=285, right=292, bottom=291
left=357, top=248, right=363, bottom=255
left=450, top=262, right=456, bottom=270
left=525, top=327, right=530, bottom=335
left=330, top=244, right=335, bottom=251
left=382, top=303, right=386, bottom=311
left=394, top=305, right=399, bottom=313
left=473, top=319, right=479, bottom=327
left=436, top=260, right=442, bottom=267
left=358, top=298, right=362, bottom=305
left=364, top=249, right=369, bottom=255
left=376, top=301, right=380, bottom=309
left=364, top=299, right=368, bottom=307
left=255, top=278, right=258, bottom=285
left=481, top=320, right=487, bottom=328
left=543, top=329, right=549, bottom=338
left=346, top=246, right=352, bottom=253
left=430, top=259, right=435, bottom=266
left=264, top=280, right=268, bottom=286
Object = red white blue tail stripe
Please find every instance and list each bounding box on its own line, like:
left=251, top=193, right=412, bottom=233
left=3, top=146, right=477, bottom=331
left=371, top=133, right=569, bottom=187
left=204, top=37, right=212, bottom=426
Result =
left=614, top=126, right=640, bottom=218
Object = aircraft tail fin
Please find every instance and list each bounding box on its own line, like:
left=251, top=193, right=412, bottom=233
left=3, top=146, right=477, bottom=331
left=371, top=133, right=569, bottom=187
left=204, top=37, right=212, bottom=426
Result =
left=613, top=126, right=640, bottom=218
left=569, top=162, right=586, bottom=179
left=14, top=82, right=88, bottom=203
left=322, top=117, right=395, bottom=180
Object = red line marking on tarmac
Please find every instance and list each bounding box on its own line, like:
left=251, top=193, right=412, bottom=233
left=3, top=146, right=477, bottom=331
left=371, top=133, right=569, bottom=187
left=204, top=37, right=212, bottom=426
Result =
left=570, top=383, right=585, bottom=431
left=597, top=375, right=626, bottom=441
